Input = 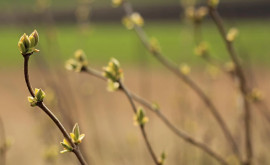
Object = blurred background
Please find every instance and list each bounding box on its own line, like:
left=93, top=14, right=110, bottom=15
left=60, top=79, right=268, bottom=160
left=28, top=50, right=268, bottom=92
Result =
left=1, top=0, right=270, bottom=164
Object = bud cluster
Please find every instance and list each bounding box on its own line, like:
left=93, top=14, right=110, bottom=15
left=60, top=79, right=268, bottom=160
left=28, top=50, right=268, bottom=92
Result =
left=60, top=139, right=73, bottom=153
left=133, top=107, right=149, bottom=126
left=248, top=88, right=263, bottom=102
left=226, top=28, right=239, bottom=42
left=60, top=123, right=85, bottom=154
left=103, top=58, right=124, bottom=91
left=194, top=42, right=209, bottom=57
left=66, top=49, right=88, bottom=72
left=122, top=12, right=144, bottom=30
left=179, top=63, right=191, bottom=75
left=18, top=30, right=39, bottom=56
left=28, top=88, right=46, bottom=107
left=185, top=6, right=208, bottom=24
left=149, top=37, right=161, bottom=54
left=70, top=123, right=85, bottom=145
left=158, top=152, right=166, bottom=165
left=112, top=0, right=123, bottom=7
left=208, top=0, right=219, bottom=8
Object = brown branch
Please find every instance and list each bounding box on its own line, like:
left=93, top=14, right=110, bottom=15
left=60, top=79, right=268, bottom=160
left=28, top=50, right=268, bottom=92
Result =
left=208, top=7, right=252, bottom=165
left=24, top=55, right=35, bottom=97
left=119, top=81, right=161, bottom=165
left=23, top=56, right=88, bottom=165
left=82, top=68, right=228, bottom=165
left=121, top=0, right=240, bottom=159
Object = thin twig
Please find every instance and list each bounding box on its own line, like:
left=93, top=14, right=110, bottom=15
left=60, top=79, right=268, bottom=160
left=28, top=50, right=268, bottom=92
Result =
left=208, top=7, right=252, bottom=165
left=82, top=68, right=228, bottom=165
left=119, top=81, right=161, bottom=165
left=193, top=13, right=270, bottom=130
left=23, top=55, right=88, bottom=165
left=121, top=0, right=240, bottom=159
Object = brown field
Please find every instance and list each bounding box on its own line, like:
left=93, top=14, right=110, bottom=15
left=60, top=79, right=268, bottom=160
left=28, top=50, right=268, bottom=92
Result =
left=1, top=65, right=270, bottom=165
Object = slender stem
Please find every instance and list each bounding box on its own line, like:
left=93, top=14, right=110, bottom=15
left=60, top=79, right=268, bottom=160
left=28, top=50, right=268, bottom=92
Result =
left=82, top=68, right=228, bottom=165
left=73, top=146, right=88, bottom=165
left=119, top=82, right=160, bottom=165
left=24, top=55, right=34, bottom=97
left=208, top=7, right=252, bottom=165
left=121, top=1, right=240, bottom=159
left=37, top=103, right=74, bottom=147
left=23, top=56, right=88, bottom=165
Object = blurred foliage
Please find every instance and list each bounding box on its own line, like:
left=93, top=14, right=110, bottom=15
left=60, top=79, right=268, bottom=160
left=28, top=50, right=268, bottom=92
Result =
left=0, top=0, right=267, bottom=10
left=1, top=20, right=270, bottom=67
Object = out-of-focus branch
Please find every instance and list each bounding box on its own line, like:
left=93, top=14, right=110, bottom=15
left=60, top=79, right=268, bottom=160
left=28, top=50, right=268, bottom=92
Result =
left=119, top=82, right=161, bottom=165
left=208, top=5, right=252, bottom=165
left=82, top=67, right=229, bottom=165
left=119, top=0, right=240, bottom=159
left=23, top=55, right=88, bottom=165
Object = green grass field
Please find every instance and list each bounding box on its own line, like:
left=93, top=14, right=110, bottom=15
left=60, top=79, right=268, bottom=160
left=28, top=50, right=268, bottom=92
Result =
left=1, top=20, right=270, bottom=68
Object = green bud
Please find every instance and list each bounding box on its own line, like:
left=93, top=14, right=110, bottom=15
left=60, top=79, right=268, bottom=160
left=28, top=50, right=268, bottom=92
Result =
left=35, top=88, right=45, bottom=102
left=18, top=30, right=40, bottom=55
left=27, top=88, right=45, bottom=107
left=226, top=28, right=238, bottom=42
left=149, top=37, right=161, bottom=54
left=65, top=59, right=82, bottom=72
left=158, top=151, right=166, bottom=165
left=21, top=33, right=31, bottom=49
left=248, top=88, right=263, bottom=102
left=112, top=0, right=122, bottom=7
left=60, top=139, right=73, bottom=153
left=65, top=49, right=88, bottom=73
left=70, top=123, right=85, bottom=144
left=208, top=0, right=219, bottom=8
left=74, top=49, right=87, bottom=63
left=130, top=12, right=144, bottom=27
left=151, top=103, right=160, bottom=111
left=107, top=79, right=120, bottom=92
left=134, top=107, right=149, bottom=126
left=103, top=58, right=123, bottom=82
left=18, top=41, right=26, bottom=54
left=29, top=35, right=36, bottom=48
left=185, top=6, right=208, bottom=23
left=122, top=16, right=134, bottom=30
left=72, top=123, right=80, bottom=141
left=30, top=30, right=39, bottom=47
left=28, top=96, right=37, bottom=107
left=179, top=63, right=191, bottom=75
left=194, top=42, right=209, bottom=57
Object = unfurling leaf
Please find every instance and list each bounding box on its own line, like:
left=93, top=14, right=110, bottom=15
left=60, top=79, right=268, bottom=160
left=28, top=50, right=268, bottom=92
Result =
left=60, top=139, right=73, bottom=153
left=27, top=88, right=46, bottom=107
left=70, top=123, right=85, bottom=144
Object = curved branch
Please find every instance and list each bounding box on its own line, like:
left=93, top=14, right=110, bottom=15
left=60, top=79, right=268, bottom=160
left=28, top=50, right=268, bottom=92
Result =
left=23, top=56, right=88, bottom=165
